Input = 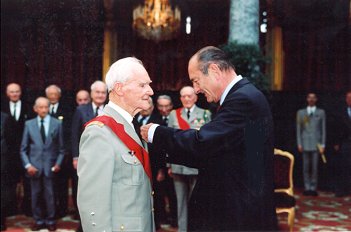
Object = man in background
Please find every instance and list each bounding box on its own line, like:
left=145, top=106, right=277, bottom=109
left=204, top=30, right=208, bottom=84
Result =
left=20, top=97, right=65, bottom=231
left=75, top=90, right=91, bottom=106
left=157, top=95, right=173, bottom=125
left=134, top=98, right=168, bottom=229
left=296, top=92, right=326, bottom=196
left=167, top=86, right=211, bottom=232
left=2, top=83, right=30, bottom=216
left=45, top=84, right=72, bottom=218
left=71, top=80, right=107, bottom=232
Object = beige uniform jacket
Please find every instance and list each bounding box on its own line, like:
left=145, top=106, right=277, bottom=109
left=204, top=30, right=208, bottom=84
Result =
left=77, top=105, right=155, bottom=232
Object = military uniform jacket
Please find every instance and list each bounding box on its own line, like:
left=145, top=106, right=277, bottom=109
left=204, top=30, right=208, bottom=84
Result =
left=167, top=105, right=211, bottom=175
left=77, top=105, right=155, bottom=232
left=296, top=107, right=326, bottom=151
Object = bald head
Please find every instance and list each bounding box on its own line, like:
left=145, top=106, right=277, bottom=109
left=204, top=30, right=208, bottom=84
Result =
left=6, top=83, right=22, bottom=102
left=76, top=90, right=91, bottom=105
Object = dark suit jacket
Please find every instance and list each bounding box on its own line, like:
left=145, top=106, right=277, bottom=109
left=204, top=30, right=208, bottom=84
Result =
left=1, top=112, right=11, bottom=183
left=335, top=107, right=351, bottom=154
left=153, top=79, right=277, bottom=231
left=71, top=103, right=95, bottom=158
left=20, top=116, right=65, bottom=178
left=1, top=100, right=29, bottom=180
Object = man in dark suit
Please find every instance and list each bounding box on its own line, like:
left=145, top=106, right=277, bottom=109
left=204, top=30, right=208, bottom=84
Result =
left=1, top=112, right=11, bottom=230
left=2, top=83, right=31, bottom=216
left=134, top=98, right=168, bottom=229
left=141, top=46, right=277, bottom=231
left=333, top=90, right=351, bottom=197
left=45, top=84, right=73, bottom=218
left=20, top=97, right=65, bottom=231
left=71, top=80, right=107, bottom=231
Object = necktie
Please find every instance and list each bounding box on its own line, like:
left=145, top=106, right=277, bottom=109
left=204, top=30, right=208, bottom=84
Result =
left=51, top=105, right=55, bottom=115
left=13, top=102, right=17, bottom=120
left=40, top=119, right=46, bottom=143
left=163, top=116, right=168, bottom=125
left=139, top=116, right=147, bottom=125
left=187, top=109, right=190, bottom=119
left=95, top=106, right=99, bottom=117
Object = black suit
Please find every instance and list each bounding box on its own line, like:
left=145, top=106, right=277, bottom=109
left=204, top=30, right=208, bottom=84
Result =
left=134, top=111, right=178, bottom=227
left=333, top=107, right=351, bottom=196
left=153, top=79, right=277, bottom=231
left=50, top=102, right=73, bottom=218
left=1, top=100, right=31, bottom=215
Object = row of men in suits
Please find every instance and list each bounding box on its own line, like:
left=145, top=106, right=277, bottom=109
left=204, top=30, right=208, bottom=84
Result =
left=296, top=91, right=351, bottom=197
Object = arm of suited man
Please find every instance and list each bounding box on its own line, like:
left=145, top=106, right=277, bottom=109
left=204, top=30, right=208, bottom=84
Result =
left=152, top=91, right=269, bottom=168
left=77, top=124, right=115, bottom=232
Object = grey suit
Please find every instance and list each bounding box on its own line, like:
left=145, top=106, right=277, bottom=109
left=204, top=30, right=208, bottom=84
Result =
left=296, top=107, right=326, bottom=191
left=167, top=105, right=211, bottom=232
left=20, top=116, right=65, bottom=225
left=77, top=104, right=155, bottom=232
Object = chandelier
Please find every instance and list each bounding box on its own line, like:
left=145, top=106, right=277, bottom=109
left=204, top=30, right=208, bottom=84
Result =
left=133, top=0, right=181, bottom=42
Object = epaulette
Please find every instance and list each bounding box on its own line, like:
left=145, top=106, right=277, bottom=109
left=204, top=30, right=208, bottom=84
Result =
left=86, top=121, right=105, bottom=128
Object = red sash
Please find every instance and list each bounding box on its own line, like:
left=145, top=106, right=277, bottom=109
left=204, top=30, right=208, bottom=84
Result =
left=84, top=115, right=152, bottom=182
left=176, top=108, right=190, bottom=130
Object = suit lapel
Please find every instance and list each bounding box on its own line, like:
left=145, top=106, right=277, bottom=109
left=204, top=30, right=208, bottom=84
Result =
left=46, top=117, right=56, bottom=145
left=103, top=105, right=143, bottom=147
left=86, top=104, right=95, bottom=119
left=31, top=119, right=45, bottom=146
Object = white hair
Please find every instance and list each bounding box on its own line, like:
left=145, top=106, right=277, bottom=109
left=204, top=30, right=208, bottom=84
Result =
left=90, top=80, right=107, bottom=92
left=105, top=57, right=144, bottom=92
left=45, top=84, right=61, bottom=94
left=34, top=96, right=50, bottom=107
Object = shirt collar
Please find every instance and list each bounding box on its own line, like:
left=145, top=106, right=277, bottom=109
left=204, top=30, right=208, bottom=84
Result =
left=307, top=106, right=316, bottom=113
left=10, top=100, right=21, bottom=107
left=185, top=105, right=196, bottom=113
left=220, top=75, right=243, bottom=105
left=107, top=101, right=134, bottom=127
left=37, top=114, right=50, bottom=123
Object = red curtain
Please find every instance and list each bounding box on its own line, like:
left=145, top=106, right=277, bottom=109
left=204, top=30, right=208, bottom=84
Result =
left=1, top=0, right=104, bottom=94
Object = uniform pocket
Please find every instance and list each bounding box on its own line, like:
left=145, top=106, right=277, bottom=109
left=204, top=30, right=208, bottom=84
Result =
left=120, top=153, right=144, bottom=185
left=112, top=216, right=142, bottom=231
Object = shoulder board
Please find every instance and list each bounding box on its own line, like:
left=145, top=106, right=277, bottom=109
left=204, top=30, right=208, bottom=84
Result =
left=86, top=121, right=105, bottom=128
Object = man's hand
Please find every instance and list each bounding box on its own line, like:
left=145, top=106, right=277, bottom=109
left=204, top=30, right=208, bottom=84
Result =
left=73, top=159, right=78, bottom=170
left=156, top=169, right=165, bottom=182
left=141, top=123, right=154, bottom=142
left=298, top=145, right=303, bottom=153
left=52, top=164, right=61, bottom=173
left=27, top=165, right=38, bottom=176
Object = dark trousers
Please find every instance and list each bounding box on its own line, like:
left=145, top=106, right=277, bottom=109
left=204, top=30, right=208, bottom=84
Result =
left=31, top=175, right=55, bottom=225
left=334, top=142, right=351, bottom=195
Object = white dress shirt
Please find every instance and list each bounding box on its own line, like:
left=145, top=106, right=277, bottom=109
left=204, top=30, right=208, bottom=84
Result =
left=92, top=102, right=104, bottom=116
left=9, top=100, right=21, bottom=121
left=50, top=103, right=59, bottom=115
left=307, top=106, right=316, bottom=115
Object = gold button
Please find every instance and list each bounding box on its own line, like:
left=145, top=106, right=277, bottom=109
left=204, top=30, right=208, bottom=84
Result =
left=120, top=225, right=124, bottom=231
left=152, top=207, right=155, bottom=212
left=134, top=160, right=137, bottom=164
left=91, top=212, right=95, bottom=216
left=151, top=191, right=155, bottom=196
left=92, top=222, right=96, bottom=226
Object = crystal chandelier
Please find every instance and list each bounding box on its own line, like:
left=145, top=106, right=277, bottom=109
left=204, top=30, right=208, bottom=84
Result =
left=133, top=0, right=181, bottom=42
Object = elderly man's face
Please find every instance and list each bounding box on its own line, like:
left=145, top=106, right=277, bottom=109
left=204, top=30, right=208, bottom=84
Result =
left=180, top=87, right=197, bottom=109
left=157, top=99, right=172, bottom=116
left=6, top=83, right=22, bottom=102
left=76, top=91, right=90, bottom=105
left=91, top=84, right=107, bottom=106
left=188, top=58, right=220, bottom=103
left=46, top=87, right=61, bottom=104
left=122, top=66, right=154, bottom=113
left=34, top=98, right=50, bottom=118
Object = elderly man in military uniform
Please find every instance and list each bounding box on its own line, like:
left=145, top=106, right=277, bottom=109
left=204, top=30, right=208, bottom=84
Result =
left=77, top=57, right=155, bottom=232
